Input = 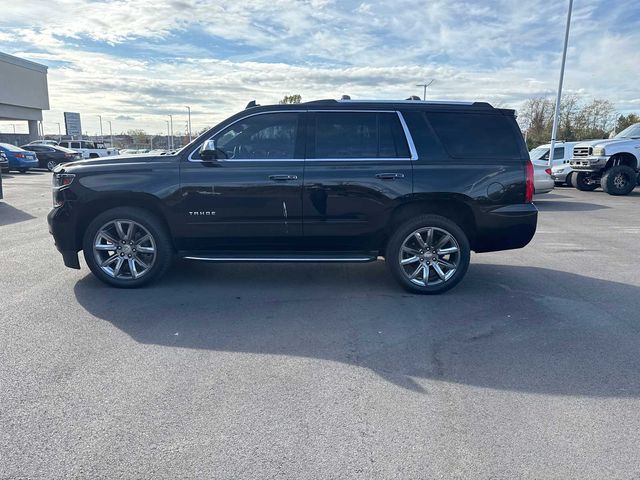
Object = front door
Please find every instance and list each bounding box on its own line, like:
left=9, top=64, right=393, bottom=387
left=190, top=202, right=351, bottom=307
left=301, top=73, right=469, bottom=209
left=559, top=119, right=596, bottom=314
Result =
left=176, top=111, right=305, bottom=251
left=303, top=110, right=414, bottom=250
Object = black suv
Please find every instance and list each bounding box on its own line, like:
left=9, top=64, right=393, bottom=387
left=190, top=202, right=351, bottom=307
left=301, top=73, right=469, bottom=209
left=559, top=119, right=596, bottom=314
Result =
left=48, top=99, right=537, bottom=294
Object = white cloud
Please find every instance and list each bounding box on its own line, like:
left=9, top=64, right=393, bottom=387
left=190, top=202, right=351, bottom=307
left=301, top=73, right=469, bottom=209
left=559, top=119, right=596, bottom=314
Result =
left=1, top=0, right=638, bottom=134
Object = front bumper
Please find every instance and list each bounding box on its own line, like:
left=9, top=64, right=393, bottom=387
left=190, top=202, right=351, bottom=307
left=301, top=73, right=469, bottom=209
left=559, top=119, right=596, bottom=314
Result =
left=47, top=205, right=81, bottom=269
left=570, top=156, right=608, bottom=171
left=474, top=203, right=538, bottom=253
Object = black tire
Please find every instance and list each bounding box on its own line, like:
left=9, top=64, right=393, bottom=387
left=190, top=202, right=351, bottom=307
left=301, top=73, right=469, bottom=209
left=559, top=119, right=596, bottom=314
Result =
left=601, top=165, right=637, bottom=196
left=564, top=172, right=573, bottom=187
left=554, top=181, right=564, bottom=187
left=89, top=153, right=99, bottom=158
left=18, top=168, right=28, bottom=174
left=46, top=160, right=57, bottom=172
left=385, top=214, right=471, bottom=294
left=571, top=172, right=598, bottom=191
left=82, top=207, right=173, bottom=288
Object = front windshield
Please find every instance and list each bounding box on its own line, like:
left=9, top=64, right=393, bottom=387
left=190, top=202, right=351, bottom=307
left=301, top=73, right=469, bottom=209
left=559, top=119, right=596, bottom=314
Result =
left=529, top=147, right=548, bottom=160
left=615, top=124, right=640, bottom=139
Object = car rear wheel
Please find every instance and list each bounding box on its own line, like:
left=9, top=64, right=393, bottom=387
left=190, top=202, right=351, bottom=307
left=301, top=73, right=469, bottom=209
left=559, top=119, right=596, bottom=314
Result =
left=601, top=165, right=636, bottom=196
left=82, top=207, right=173, bottom=288
left=385, top=215, right=470, bottom=294
left=46, top=160, right=57, bottom=171
left=571, top=172, right=598, bottom=191
left=18, top=168, right=27, bottom=174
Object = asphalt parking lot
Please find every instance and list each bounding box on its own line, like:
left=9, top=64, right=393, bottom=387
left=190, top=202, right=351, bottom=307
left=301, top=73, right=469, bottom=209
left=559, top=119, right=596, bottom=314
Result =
left=1, top=171, right=640, bottom=479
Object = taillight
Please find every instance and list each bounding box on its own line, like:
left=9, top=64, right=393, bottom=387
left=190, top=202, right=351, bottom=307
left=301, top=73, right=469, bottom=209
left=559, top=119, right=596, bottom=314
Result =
left=525, top=160, right=534, bottom=203
left=15, top=153, right=25, bottom=158
left=545, top=168, right=552, bottom=176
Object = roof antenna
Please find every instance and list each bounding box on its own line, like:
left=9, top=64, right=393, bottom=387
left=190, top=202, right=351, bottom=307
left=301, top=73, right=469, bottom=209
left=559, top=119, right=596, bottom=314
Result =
left=340, top=95, right=351, bottom=100
left=245, top=100, right=259, bottom=109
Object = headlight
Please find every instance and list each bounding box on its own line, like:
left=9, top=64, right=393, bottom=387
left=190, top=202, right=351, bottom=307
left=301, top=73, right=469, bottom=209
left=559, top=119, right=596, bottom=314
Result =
left=52, top=173, right=75, bottom=207
left=592, top=146, right=606, bottom=156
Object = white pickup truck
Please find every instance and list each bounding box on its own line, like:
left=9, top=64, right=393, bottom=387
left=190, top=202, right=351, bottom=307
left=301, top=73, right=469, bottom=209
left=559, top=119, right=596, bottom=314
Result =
left=57, top=140, right=119, bottom=159
left=569, top=123, right=640, bottom=195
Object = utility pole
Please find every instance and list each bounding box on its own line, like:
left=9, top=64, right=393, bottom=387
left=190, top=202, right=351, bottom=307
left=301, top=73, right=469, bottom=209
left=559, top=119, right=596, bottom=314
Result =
left=415, top=79, right=434, bottom=100
left=97, top=115, right=104, bottom=143
left=165, top=120, right=170, bottom=150
left=186, top=106, right=192, bottom=142
left=108, top=120, right=114, bottom=148
left=168, top=114, right=174, bottom=150
left=549, top=0, right=573, bottom=169
left=56, top=122, right=61, bottom=142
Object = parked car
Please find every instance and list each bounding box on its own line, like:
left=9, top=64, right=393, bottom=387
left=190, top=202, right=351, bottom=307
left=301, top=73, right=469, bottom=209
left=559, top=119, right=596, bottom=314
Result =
left=0, top=152, right=6, bottom=200
left=0, top=150, right=8, bottom=172
left=21, top=144, right=82, bottom=171
left=569, top=123, right=640, bottom=195
left=0, top=143, right=38, bottom=173
left=57, top=140, right=118, bottom=159
left=48, top=99, right=538, bottom=294
left=529, top=141, right=579, bottom=186
left=531, top=161, right=555, bottom=194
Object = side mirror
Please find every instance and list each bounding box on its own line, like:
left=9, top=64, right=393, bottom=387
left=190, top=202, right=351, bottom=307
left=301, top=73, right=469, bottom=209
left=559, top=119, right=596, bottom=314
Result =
left=199, top=139, right=218, bottom=160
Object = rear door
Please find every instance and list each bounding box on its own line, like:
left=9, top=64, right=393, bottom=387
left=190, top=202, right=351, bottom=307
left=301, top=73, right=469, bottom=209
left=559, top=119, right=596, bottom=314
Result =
left=303, top=110, right=414, bottom=249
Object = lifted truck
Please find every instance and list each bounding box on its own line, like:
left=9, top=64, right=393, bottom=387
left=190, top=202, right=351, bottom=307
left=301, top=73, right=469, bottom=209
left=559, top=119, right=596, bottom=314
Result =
left=569, top=123, right=640, bottom=195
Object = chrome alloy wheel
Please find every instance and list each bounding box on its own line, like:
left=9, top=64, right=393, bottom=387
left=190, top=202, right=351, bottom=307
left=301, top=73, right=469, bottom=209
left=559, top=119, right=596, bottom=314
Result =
left=93, top=219, right=156, bottom=280
left=613, top=172, right=628, bottom=189
left=398, top=227, right=461, bottom=287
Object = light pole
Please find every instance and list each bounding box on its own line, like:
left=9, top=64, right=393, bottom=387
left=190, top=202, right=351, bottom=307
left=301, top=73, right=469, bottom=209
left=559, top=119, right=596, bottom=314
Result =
left=168, top=115, right=174, bottom=150
left=165, top=120, right=170, bottom=150
left=548, top=0, right=573, bottom=168
left=97, top=115, right=104, bottom=143
left=186, top=106, right=192, bottom=142
left=11, top=124, right=16, bottom=134
left=416, top=79, right=434, bottom=100
left=107, top=120, right=114, bottom=148
left=56, top=122, right=61, bottom=142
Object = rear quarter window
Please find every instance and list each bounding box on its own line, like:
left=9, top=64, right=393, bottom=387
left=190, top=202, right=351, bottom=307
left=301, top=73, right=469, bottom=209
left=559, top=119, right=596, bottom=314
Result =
left=426, top=112, right=522, bottom=160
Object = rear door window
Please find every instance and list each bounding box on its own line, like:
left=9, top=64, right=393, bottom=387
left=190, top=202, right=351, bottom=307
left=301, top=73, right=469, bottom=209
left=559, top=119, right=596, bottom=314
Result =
left=426, top=112, right=521, bottom=159
left=312, top=112, right=409, bottom=159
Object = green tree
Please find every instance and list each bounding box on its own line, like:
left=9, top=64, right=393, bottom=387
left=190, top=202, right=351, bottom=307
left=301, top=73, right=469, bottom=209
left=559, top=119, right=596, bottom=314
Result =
left=615, top=113, right=640, bottom=134
left=279, top=94, right=302, bottom=104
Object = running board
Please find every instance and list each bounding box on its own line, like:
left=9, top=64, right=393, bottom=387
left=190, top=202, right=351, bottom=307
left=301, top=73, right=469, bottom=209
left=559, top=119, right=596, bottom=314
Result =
left=179, top=251, right=378, bottom=263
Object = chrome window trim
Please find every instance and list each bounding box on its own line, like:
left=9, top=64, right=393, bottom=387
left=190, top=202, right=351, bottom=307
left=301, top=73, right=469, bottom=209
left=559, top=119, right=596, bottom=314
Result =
left=187, top=109, right=418, bottom=163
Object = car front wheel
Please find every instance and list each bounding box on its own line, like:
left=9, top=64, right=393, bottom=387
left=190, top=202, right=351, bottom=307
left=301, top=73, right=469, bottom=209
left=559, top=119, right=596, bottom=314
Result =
left=571, top=172, right=598, bottom=191
left=385, top=214, right=471, bottom=294
left=82, top=207, right=173, bottom=288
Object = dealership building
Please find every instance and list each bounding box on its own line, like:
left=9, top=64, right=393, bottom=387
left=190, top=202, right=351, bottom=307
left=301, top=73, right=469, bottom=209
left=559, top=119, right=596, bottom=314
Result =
left=0, top=51, right=50, bottom=142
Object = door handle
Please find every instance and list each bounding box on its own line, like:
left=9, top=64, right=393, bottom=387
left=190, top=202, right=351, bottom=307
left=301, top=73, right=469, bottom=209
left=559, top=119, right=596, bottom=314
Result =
left=375, top=173, right=405, bottom=180
left=269, top=174, right=298, bottom=181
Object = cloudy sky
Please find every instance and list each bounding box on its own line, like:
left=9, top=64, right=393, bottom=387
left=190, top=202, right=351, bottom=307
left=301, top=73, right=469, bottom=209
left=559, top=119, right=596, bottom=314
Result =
left=1, top=0, right=639, bottom=136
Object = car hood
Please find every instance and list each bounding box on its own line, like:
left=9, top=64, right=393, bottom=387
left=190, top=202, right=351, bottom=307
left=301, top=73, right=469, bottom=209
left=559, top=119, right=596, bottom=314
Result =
left=574, top=138, right=636, bottom=148
left=55, top=154, right=172, bottom=172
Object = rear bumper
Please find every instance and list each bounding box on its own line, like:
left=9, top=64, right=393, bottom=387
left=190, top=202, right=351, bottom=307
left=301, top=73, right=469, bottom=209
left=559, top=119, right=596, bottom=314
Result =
left=9, top=158, right=38, bottom=169
left=47, top=205, right=81, bottom=269
left=474, top=203, right=538, bottom=253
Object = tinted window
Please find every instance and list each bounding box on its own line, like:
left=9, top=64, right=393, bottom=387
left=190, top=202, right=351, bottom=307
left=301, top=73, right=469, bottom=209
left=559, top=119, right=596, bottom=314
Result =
left=71, top=142, right=81, bottom=149
left=427, top=112, right=521, bottom=159
left=212, top=112, right=299, bottom=160
left=314, top=112, right=409, bottom=159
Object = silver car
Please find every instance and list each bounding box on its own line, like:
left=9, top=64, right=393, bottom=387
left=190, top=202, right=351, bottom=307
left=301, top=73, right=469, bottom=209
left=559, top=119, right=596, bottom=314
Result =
left=529, top=141, right=579, bottom=186
left=532, top=160, right=555, bottom=194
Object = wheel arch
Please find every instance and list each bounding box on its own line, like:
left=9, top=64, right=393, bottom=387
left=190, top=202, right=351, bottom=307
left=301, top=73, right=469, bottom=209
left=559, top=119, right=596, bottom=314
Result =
left=606, top=152, right=638, bottom=170
left=384, top=195, right=477, bottom=251
left=75, top=193, right=175, bottom=251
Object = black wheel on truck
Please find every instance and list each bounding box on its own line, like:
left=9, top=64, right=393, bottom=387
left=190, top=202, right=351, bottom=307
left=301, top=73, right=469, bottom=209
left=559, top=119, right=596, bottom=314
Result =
left=82, top=207, right=173, bottom=288
left=571, top=172, right=598, bottom=191
left=601, top=165, right=637, bottom=196
left=385, top=214, right=471, bottom=295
